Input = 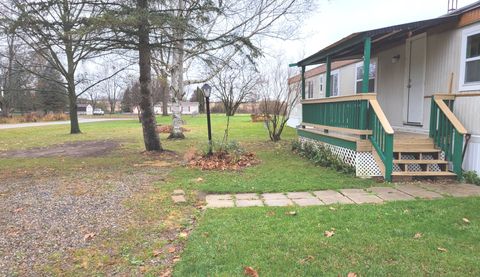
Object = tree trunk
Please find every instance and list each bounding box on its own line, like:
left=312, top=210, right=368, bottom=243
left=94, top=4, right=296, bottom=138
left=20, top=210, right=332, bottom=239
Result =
left=138, top=0, right=162, bottom=151
left=68, top=93, right=81, bottom=134
left=169, top=0, right=186, bottom=139
left=161, top=76, right=169, bottom=116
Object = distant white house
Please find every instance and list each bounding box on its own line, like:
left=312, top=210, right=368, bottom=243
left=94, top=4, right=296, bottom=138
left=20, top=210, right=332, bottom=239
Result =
left=133, top=102, right=199, bottom=115
left=77, top=104, right=93, bottom=115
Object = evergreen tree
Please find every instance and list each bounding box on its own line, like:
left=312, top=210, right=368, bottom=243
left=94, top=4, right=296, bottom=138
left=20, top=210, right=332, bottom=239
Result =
left=36, top=67, right=68, bottom=113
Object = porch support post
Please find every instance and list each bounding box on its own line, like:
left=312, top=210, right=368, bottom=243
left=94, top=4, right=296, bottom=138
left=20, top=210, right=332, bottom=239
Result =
left=359, top=37, right=371, bottom=133
left=325, top=56, right=331, bottom=97
left=362, top=37, right=371, bottom=93
left=301, top=66, right=306, bottom=100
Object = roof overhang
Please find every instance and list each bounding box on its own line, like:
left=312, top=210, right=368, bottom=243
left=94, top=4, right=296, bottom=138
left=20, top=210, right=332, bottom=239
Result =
left=296, top=15, right=460, bottom=67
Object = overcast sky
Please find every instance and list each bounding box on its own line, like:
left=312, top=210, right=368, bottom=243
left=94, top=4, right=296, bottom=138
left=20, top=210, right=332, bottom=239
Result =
left=273, top=0, right=479, bottom=64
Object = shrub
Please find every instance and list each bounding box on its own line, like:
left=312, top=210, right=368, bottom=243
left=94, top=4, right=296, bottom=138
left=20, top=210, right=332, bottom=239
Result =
left=292, top=139, right=355, bottom=174
left=463, top=171, right=480, bottom=185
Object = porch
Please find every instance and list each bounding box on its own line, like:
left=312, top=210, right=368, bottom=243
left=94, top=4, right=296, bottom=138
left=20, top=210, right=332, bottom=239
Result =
left=297, top=93, right=466, bottom=181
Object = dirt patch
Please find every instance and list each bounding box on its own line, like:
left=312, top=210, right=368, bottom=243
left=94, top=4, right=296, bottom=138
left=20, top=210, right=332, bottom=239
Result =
left=0, top=140, right=120, bottom=158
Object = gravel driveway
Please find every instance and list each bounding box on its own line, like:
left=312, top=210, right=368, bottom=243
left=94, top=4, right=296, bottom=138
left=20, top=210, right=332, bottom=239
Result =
left=0, top=168, right=167, bottom=276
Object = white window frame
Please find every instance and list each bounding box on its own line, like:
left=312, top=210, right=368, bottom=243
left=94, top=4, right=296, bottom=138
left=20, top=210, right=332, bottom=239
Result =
left=307, top=80, right=314, bottom=98
left=330, top=70, right=340, bottom=97
left=319, top=74, right=324, bottom=97
left=459, top=23, right=480, bottom=91
left=354, top=58, right=377, bottom=93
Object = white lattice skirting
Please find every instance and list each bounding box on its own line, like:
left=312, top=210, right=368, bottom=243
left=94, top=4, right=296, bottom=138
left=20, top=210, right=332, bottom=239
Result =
left=299, top=137, right=382, bottom=178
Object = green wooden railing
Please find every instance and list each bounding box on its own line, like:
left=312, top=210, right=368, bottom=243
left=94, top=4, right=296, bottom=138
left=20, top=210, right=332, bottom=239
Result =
left=300, top=94, right=394, bottom=181
left=429, top=96, right=466, bottom=177
left=368, top=99, right=394, bottom=182
left=302, top=94, right=374, bottom=130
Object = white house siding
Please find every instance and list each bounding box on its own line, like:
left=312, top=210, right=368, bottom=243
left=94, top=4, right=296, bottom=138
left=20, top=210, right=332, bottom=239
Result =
left=337, top=64, right=356, bottom=96
left=375, top=44, right=406, bottom=128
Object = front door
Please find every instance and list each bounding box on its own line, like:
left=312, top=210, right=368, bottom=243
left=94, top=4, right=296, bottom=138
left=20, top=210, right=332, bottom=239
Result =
left=405, top=34, right=426, bottom=125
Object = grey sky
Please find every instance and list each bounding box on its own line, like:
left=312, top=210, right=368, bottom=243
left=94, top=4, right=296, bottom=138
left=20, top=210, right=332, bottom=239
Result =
left=277, top=0, right=478, bottom=64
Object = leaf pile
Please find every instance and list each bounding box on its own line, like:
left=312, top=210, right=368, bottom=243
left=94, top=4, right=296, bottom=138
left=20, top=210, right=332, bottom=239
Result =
left=156, top=125, right=190, bottom=134
left=188, top=151, right=260, bottom=171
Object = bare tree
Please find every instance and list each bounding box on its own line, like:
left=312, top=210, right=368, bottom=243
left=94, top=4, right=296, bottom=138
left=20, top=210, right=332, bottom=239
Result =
left=0, top=0, right=123, bottom=133
left=163, top=0, right=314, bottom=139
left=260, top=59, right=301, bottom=142
left=211, top=61, right=261, bottom=116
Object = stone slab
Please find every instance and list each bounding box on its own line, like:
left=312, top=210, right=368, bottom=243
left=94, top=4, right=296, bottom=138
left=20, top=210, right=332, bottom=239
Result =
left=419, top=183, right=480, bottom=197
left=172, top=195, right=186, bottom=203
left=206, top=199, right=235, bottom=208
left=287, top=192, right=315, bottom=199
left=264, top=198, right=294, bottom=207
left=236, top=199, right=264, bottom=207
left=313, top=190, right=354, bottom=204
left=261, top=193, right=288, bottom=200
left=205, top=194, right=232, bottom=202
left=292, top=198, right=324, bottom=206
left=395, top=184, right=443, bottom=199
left=235, top=193, right=259, bottom=200
left=367, top=187, right=415, bottom=201
left=173, top=189, right=185, bottom=195
left=339, top=189, right=383, bottom=204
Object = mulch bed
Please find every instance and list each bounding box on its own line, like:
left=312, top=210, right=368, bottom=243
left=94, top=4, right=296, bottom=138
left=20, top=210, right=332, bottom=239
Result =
left=188, top=151, right=260, bottom=171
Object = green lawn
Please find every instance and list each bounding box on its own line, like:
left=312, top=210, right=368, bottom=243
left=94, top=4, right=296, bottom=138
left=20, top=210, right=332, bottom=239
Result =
left=1, top=114, right=477, bottom=276
left=175, top=198, right=480, bottom=276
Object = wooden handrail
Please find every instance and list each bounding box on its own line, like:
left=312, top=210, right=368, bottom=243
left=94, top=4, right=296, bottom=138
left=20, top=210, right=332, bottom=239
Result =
left=433, top=98, right=467, bottom=135
left=368, top=99, right=394, bottom=134
left=301, top=93, right=377, bottom=104
left=301, top=122, right=372, bottom=135
left=425, top=92, right=480, bottom=99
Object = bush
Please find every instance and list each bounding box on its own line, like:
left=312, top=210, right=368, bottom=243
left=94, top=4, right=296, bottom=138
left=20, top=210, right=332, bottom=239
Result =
left=292, top=139, right=355, bottom=174
left=463, top=171, right=480, bottom=185
left=0, top=113, right=69, bottom=124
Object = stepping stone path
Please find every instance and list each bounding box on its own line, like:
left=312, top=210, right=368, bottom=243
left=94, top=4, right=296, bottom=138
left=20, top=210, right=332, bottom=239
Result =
left=205, top=183, right=480, bottom=208
left=172, top=189, right=186, bottom=203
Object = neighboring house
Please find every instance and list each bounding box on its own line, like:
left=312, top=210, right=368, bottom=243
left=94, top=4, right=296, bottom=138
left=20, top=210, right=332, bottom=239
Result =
left=77, top=104, right=93, bottom=115
left=133, top=102, right=199, bottom=115
left=292, top=2, right=480, bottom=181
left=287, top=60, right=361, bottom=127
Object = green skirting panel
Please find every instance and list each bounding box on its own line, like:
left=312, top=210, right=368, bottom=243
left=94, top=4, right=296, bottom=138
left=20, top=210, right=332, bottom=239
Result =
left=297, top=129, right=357, bottom=151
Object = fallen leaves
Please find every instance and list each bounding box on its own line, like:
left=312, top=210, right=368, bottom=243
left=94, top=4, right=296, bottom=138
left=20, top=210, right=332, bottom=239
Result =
left=324, top=230, right=335, bottom=238
left=189, top=151, right=260, bottom=171
left=347, top=273, right=358, bottom=277
left=266, top=211, right=276, bottom=217
left=178, top=232, right=188, bottom=239
left=285, top=211, right=297, bottom=216
left=437, top=247, right=448, bottom=252
left=152, top=250, right=162, bottom=257
left=83, top=232, right=96, bottom=241
left=299, top=255, right=315, bottom=264
left=462, top=217, right=470, bottom=224
left=413, top=232, right=423, bottom=239
left=195, top=177, right=204, bottom=183
left=243, top=266, right=259, bottom=277
left=168, top=247, right=176, bottom=253
left=159, top=268, right=172, bottom=277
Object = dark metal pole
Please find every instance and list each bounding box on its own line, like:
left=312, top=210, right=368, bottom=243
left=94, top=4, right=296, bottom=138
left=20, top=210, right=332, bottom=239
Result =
left=205, top=96, right=212, bottom=155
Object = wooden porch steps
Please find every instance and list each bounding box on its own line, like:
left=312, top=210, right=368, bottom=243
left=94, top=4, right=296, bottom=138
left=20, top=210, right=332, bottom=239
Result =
left=391, top=132, right=456, bottom=181
left=392, top=171, right=456, bottom=177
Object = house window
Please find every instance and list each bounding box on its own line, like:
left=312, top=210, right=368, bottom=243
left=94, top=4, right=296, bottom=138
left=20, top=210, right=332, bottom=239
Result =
left=331, top=71, right=339, bottom=96
left=460, top=24, right=480, bottom=91
left=307, top=80, right=314, bottom=98
left=355, top=61, right=376, bottom=93
left=319, top=75, right=323, bottom=95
